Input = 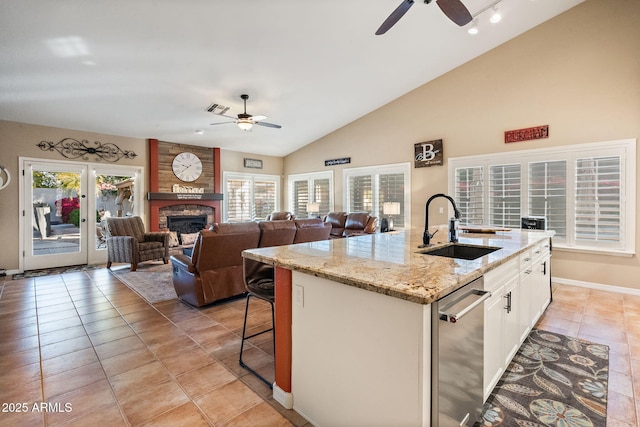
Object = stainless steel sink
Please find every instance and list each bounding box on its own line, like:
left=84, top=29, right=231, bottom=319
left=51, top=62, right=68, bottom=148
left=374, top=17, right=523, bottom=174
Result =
left=419, top=243, right=500, bottom=260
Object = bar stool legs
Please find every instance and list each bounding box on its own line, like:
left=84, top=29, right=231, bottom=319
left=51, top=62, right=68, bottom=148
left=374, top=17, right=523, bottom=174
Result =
left=239, top=292, right=275, bottom=389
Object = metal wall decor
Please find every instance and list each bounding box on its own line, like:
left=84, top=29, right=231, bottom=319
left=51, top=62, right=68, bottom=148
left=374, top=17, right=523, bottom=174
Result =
left=37, top=138, right=138, bottom=162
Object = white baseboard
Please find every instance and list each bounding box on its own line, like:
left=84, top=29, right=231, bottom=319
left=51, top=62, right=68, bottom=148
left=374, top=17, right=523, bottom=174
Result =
left=553, top=276, right=640, bottom=296
left=273, top=383, right=293, bottom=409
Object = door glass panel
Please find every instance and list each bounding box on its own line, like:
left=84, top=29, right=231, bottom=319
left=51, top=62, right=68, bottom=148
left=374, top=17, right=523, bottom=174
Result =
left=31, top=169, right=82, bottom=256
left=95, top=174, right=135, bottom=249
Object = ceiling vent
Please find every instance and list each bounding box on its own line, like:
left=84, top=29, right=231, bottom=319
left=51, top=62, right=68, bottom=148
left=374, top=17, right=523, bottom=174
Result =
left=206, top=103, right=230, bottom=115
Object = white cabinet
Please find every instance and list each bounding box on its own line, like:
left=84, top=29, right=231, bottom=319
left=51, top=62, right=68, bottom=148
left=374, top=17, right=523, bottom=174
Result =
left=503, top=275, right=521, bottom=366
left=532, top=240, right=552, bottom=316
left=483, top=237, right=552, bottom=402
left=483, top=258, right=519, bottom=401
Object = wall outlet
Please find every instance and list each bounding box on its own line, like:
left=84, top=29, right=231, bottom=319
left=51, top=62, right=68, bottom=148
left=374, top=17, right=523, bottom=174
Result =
left=294, top=284, right=304, bottom=307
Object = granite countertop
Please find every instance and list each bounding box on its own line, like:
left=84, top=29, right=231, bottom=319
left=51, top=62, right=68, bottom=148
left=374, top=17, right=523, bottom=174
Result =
left=242, top=226, right=554, bottom=305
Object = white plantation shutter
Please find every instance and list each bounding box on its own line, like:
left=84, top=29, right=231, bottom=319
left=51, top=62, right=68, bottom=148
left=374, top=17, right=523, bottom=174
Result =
left=226, top=178, right=252, bottom=222
left=224, top=173, right=279, bottom=222
left=312, top=178, right=331, bottom=216
left=528, top=161, right=567, bottom=238
left=455, top=166, right=484, bottom=225
left=288, top=172, right=333, bottom=218
left=254, top=179, right=277, bottom=220
left=348, top=175, right=373, bottom=213
left=292, top=180, right=309, bottom=218
left=489, top=164, right=521, bottom=228
left=344, top=163, right=410, bottom=229
left=575, top=156, right=621, bottom=244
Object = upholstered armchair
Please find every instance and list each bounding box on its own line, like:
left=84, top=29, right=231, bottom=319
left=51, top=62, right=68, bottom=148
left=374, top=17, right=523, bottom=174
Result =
left=105, top=216, right=169, bottom=271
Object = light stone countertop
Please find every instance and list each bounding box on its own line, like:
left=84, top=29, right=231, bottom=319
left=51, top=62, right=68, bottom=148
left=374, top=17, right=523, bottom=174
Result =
left=242, top=225, right=555, bottom=305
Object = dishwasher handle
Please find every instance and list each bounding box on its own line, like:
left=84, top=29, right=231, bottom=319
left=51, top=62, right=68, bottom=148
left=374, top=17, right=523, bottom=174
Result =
left=439, top=289, right=491, bottom=324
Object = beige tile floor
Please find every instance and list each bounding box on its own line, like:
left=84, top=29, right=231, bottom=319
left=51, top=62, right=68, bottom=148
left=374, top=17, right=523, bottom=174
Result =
left=0, top=268, right=638, bottom=426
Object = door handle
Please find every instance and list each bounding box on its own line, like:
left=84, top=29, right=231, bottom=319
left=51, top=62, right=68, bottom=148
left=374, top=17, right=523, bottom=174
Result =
left=439, top=289, right=491, bottom=324
left=81, top=219, right=86, bottom=223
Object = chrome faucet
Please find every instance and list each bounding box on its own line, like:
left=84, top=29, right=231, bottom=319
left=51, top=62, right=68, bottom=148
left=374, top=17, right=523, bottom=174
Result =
left=421, top=193, right=461, bottom=247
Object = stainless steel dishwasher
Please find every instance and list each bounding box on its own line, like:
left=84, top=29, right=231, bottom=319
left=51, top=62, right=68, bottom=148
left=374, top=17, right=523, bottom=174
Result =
left=431, top=276, right=491, bottom=427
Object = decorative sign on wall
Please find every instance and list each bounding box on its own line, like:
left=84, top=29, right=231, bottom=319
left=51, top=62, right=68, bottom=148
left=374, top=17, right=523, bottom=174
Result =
left=37, top=138, right=137, bottom=162
left=505, top=125, right=549, bottom=143
left=324, top=157, right=351, bottom=167
left=244, top=158, right=263, bottom=169
left=414, top=139, right=443, bottom=168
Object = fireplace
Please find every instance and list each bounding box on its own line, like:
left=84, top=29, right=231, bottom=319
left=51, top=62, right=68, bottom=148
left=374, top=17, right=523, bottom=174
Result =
left=158, top=205, right=214, bottom=232
left=167, top=215, right=208, bottom=234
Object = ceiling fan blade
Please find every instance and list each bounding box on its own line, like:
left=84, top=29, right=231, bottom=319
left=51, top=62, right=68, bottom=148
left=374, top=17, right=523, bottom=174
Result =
left=436, top=0, right=472, bottom=26
left=209, top=121, right=236, bottom=126
left=375, top=0, right=414, bottom=35
left=255, top=121, right=282, bottom=129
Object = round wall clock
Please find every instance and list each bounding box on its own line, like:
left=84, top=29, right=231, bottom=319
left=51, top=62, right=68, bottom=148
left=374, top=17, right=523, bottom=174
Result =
left=172, top=152, right=203, bottom=182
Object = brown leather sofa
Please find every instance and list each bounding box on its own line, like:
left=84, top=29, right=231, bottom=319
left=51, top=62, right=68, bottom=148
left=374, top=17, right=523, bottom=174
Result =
left=170, top=218, right=331, bottom=307
left=266, top=211, right=295, bottom=221
left=323, top=212, right=378, bottom=238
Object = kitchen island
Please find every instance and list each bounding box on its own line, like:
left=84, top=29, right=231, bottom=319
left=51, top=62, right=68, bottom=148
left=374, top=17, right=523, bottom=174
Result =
left=242, top=227, right=554, bottom=426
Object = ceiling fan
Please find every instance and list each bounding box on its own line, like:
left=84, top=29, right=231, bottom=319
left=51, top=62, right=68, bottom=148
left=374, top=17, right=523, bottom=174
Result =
left=209, top=94, right=282, bottom=131
left=375, top=0, right=472, bottom=35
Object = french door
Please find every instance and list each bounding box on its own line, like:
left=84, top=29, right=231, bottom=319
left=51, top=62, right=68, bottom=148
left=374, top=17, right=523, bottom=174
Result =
left=21, top=158, right=143, bottom=271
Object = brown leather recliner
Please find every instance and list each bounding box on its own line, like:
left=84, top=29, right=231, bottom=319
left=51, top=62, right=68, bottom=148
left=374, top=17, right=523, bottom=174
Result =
left=171, top=222, right=261, bottom=307
left=266, top=211, right=295, bottom=221
left=293, top=218, right=332, bottom=243
left=323, top=212, right=378, bottom=238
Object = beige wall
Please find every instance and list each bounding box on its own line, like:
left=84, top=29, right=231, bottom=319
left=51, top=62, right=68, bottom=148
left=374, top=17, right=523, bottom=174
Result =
left=284, top=0, right=640, bottom=290
left=0, top=120, right=148, bottom=271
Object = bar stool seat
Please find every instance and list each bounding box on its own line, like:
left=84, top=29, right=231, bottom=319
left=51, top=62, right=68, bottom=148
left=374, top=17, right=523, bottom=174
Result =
left=239, top=278, right=275, bottom=389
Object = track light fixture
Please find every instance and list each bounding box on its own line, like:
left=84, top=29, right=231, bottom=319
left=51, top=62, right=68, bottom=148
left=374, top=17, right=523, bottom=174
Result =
left=490, top=6, right=502, bottom=24
left=465, top=0, right=503, bottom=35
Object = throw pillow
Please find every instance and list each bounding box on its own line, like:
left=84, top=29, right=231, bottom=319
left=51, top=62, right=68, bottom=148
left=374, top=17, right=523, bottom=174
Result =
left=180, top=232, right=199, bottom=246
left=167, top=231, right=179, bottom=247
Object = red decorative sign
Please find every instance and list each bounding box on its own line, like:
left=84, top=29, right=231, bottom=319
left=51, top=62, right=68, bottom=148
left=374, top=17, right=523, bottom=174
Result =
left=505, top=125, right=549, bottom=143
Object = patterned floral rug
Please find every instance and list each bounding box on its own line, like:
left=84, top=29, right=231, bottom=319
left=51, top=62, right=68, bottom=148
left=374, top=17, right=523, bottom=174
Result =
left=477, top=329, right=609, bottom=427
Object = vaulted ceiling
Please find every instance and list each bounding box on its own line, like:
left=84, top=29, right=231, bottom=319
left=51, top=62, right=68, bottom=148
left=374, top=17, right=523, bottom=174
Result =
left=0, top=0, right=583, bottom=156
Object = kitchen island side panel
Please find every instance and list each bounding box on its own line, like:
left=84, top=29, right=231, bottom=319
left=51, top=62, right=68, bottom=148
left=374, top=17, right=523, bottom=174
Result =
left=291, top=271, right=432, bottom=427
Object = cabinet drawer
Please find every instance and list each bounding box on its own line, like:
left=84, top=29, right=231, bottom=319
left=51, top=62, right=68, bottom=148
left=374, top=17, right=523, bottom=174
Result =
left=532, top=239, right=551, bottom=260
left=519, top=248, right=533, bottom=269
left=484, top=257, right=518, bottom=292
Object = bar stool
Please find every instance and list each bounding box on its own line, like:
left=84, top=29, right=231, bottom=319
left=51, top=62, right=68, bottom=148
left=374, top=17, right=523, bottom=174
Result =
left=239, top=276, right=275, bottom=389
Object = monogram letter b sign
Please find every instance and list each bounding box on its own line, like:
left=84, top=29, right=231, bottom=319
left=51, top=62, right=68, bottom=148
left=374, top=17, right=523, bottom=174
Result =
left=414, top=139, right=443, bottom=168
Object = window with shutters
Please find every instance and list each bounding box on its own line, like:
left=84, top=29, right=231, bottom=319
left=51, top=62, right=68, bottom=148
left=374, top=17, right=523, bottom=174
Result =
left=575, top=155, right=621, bottom=245
left=528, top=161, right=567, bottom=238
left=288, top=171, right=333, bottom=218
left=489, top=164, right=522, bottom=228
left=223, top=172, right=279, bottom=222
left=343, top=163, right=411, bottom=229
left=455, top=166, right=484, bottom=225
left=449, top=139, right=635, bottom=255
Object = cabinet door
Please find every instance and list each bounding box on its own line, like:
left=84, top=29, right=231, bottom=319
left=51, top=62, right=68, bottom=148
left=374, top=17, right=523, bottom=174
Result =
left=484, top=286, right=505, bottom=401
left=503, top=275, right=521, bottom=365
left=537, top=256, right=552, bottom=312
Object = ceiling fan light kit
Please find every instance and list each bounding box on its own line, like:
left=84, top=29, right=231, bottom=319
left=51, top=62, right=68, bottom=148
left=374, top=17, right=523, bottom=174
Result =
left=208, top=94, right=282, bottom=131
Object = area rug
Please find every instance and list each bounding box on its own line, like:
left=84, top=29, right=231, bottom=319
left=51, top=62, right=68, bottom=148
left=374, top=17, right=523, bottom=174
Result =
left=109, top=262, right=178, bottom=304
left=476, top=329, right=609, bottom=427
left=11, top=264, right=101, bottom=279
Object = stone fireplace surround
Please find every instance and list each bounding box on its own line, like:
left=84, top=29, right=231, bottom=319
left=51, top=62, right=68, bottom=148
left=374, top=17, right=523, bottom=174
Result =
left=159, top=205, right=214, bottom=232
